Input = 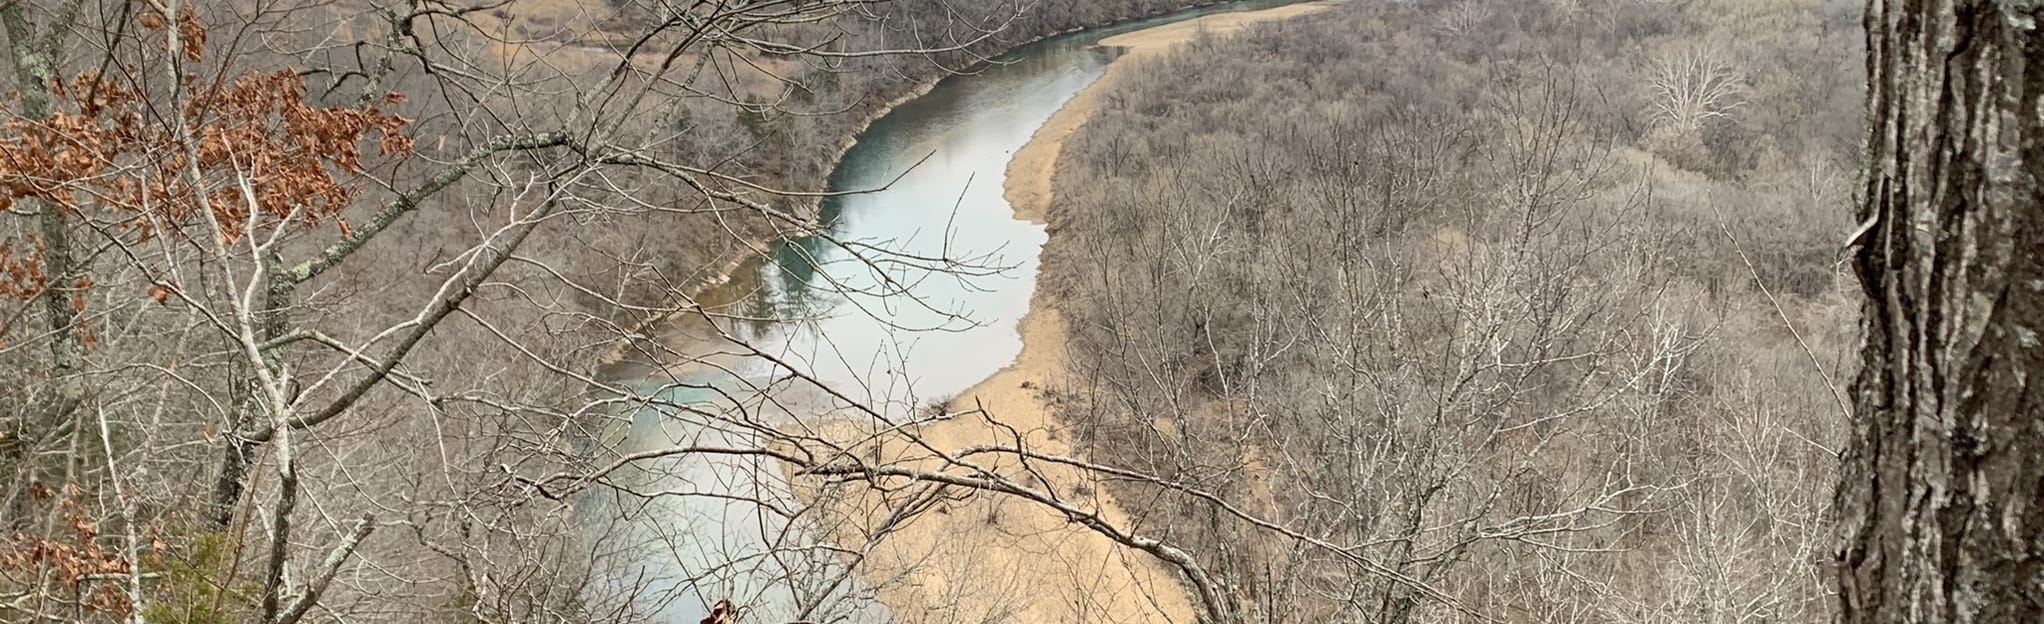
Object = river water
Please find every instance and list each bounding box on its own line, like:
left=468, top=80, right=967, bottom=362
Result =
left=586, top=4, right=1290, bottom=622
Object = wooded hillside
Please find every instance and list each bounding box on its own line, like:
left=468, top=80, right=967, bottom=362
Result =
left=1042, top=0, right=1861, bottom=619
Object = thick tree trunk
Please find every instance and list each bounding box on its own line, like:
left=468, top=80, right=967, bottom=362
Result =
left=1837, top=1, right=2044, bottom=622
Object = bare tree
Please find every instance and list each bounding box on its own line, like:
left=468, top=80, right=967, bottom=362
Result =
left=1432, top=0, right=1493, bottom=38
left=0, top=0, right=1889, bottom=622
left=0, top=0, right=1019, bottom=620
left=1644, top=41, right=1746, bottom=131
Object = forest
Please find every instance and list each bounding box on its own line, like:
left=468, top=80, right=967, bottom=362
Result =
left=1042, top=0, right=1859, bottom=619
left=1, top=0, right=2039, bottom=622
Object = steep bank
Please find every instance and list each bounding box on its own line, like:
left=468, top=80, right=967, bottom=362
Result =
left=815, top=4, right=1340, bottom=624
left=600, top=0, right=1296, bottom=374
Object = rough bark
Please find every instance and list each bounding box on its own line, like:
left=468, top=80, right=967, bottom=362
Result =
left=1837, top=1, right=2044, bottom=622
left=0, top=0, right=86, bottom=532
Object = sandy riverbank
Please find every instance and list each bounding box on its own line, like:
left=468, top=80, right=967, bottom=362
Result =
left=599, top=1, right=1338, bottom=374
left=817, top=3, right=1340, bottom=623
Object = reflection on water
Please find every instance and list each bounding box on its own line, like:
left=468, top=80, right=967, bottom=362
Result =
left=591, top=3, right=1299, bottom=623
left=696, top=45, right=1110, bottom=412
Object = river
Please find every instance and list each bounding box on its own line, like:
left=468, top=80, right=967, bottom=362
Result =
left=584, top=4, right=1292, bottom=622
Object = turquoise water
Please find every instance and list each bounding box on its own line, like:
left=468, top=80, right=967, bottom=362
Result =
left=591, top=3, right=1299, bottom=622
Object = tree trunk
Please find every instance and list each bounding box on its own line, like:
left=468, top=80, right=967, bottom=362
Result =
left=0, top=1, right=86, bottom=532
left=1837, top=1, right=2043, bottom=622
left=208, top=266, right=292, bottom=529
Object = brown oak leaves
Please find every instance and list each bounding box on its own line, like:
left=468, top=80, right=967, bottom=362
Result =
left=4, top=69, right=414, bottom=244
left=0, top=13, right=413, bottom=311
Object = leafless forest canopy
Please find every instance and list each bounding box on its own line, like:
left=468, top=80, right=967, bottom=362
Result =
left=1043, top=0, right=1860, bottom=620
left=0, top=0, right=1905, bottom=621
left=1046, top=0, right=1872, bottom=617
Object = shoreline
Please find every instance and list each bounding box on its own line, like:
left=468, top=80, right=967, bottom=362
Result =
left=597, top=0, right=1283, bottom=372
left=825, top=3, right=1342, bottom=623
left=594, top=78, right=935, bottom=371
left=592, top=2, right=1335, bottom=622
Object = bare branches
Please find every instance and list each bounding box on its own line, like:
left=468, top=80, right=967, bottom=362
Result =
left=0, top=0, right=1868, bottom=622
left=284, top=131, right=572, bottom=285
left=0, top=0, right=1030, bottom=619
left=1644, top=41, right=1746, bottom=131
left=271, top=515, right=374, bottom=624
